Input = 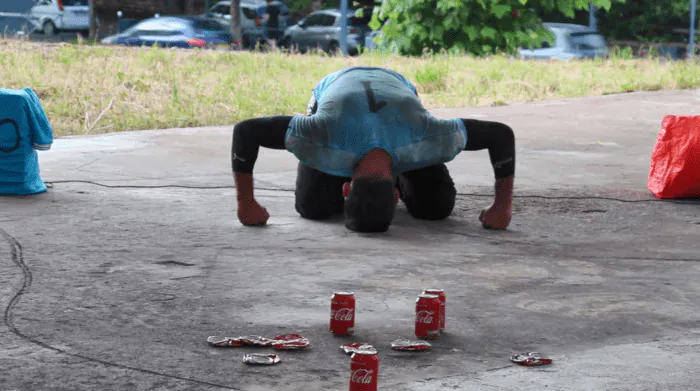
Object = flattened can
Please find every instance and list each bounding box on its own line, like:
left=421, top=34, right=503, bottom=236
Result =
left=422, top=288, right=446, bottom=331
left=349, top=350, right=378, bottom=391
left=330, top=292, right=355, bottom=336
left=415, top=294, right=440, bottom=339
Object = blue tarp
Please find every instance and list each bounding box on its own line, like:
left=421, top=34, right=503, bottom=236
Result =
left=0, top=88, right=54, bottom=195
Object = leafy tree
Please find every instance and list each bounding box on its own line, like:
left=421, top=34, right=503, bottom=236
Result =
left=598, top=0, right=696, bottom=42
left=368, top=0, right=624, bottom=56
left=537, top=0, right=697, bottom=43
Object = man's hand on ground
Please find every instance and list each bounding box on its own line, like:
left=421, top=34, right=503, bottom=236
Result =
left=238, top=198, right=270, bottom=226
left=479, top=203, right=512, bottom=230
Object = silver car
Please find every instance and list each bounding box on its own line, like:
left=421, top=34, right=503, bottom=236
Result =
left=204, top=0, right=290, bottom=48
left=280, top=9, right=371, bottom=55
left=519, top=23, right=609, bottom=60
left=29, top=0, right=93, bottom=35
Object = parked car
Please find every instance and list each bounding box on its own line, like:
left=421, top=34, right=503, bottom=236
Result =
left=29, top=0, right=94, bottom=36
left=280, top=8, right=371, bottom=55
left=203, top=0, right=290, bottom=48
left=100, top=16, right=232, bottom=49
left=518, top=23, right=609, bottom=60
left=364, top=20, right=396, bottom=53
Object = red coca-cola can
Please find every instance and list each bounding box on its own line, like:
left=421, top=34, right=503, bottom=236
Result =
left=422, top=288, right=446, bottom=331
left=349, top=350, right=378, bottom=391
left=415, top=294, right=440, bottom=339
left=331, top=292, right=355, bottom=336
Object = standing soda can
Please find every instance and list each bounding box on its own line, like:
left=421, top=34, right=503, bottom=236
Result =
left=422, top=288, right=446, bottom=331
left=415, top=294, right=441, bottom=339
left=331, top=292, right=355, bottom=336
left=349, top=350, right=379, bottom=391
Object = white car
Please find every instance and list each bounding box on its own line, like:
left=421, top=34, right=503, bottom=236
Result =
left=29, top=0, right=93, bottom=36
left=518, top=23, right=609, bottom=60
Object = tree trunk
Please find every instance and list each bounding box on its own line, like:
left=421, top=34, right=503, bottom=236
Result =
left=231, top=0, right=241, bottom=45
left=311, top=0, right=322, bottom=11
left=89, top=0, right=98, bottom=40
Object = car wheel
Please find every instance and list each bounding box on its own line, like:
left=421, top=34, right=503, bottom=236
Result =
left=42, top=21, right=57, bottom=36
left=328, top=41, right=340, bottom=56
left=278, top=35, right=290, bottom=48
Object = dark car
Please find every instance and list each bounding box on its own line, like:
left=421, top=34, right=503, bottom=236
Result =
left=101, top=16, right=232, bottom=49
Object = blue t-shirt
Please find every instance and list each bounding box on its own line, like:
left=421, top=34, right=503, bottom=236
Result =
left=286, top=67, right=467, bottom=177
left=0, top=88, right=53, bottom=195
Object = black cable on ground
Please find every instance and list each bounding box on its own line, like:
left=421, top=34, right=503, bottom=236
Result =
left=45, top=180, right=699, bottom=205
left=0, top=228, right=240, bottom=390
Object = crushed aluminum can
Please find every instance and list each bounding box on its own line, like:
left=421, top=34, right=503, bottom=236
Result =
left=207, top=336, right=244, bottom=347
left=271, top=334, right=310, bottom=350
left=243, top=353, right=281, bottom=365
left=238, top=335, right=273, bottom=347
left=340, top=342, right=377, bottom=355
left=390, top=339, right=432, bottom=351
left=510, top=352, right=553, bottom=366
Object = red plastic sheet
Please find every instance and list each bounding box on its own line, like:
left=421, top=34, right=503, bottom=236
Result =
left=648, top=115, right=700, bottom=199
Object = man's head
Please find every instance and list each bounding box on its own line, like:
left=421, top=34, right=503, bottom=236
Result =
left=342, top=149, right=399, bottom=233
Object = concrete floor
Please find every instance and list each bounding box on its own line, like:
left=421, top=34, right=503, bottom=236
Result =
left=2, top=89, right=700, bottom=391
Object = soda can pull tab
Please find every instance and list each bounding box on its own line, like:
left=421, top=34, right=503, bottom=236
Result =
left=510, top=352, right=553, bottom=366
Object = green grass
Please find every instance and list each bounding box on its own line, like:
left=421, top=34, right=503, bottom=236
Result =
left=1, top=39, right=699, bottom=137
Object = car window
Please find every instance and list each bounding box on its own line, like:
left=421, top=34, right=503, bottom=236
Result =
left=132, top=28, right=182, bottom=37
left=535, top=40, right=552, bottom=49
left=349, top=16, right=370, bottom=28
left=212, top=4, right=228, bottom=15
left=63, top=0, right=88, bottom=5
left=304, top=14, right=324, bottom=26
left=193, top=19, right=226, bottom=32
left=132, top=19, right=187, bottom=36
left=242, top=6, right=258, bottom=19
left=568, top=32, right=606, bottom=50
left=322, top=14, right=337, bottom=27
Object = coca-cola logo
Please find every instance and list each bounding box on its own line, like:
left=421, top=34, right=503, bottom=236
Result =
left=351, top=369, right=374, bottom=384
left=332, top=308, right=354, bottom=321
left=416, top=310, right=434, bottom=324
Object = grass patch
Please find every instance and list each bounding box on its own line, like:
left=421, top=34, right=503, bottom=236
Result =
left=1, top=39, right=700, bottom=137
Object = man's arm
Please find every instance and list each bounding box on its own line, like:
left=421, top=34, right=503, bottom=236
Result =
left=461, top=119, right=515, bottom=227
left=232, top=116, right=292, bottom=203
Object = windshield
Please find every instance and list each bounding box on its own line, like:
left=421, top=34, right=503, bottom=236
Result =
left=567, top=32, right=606, bottom=50
left=63, top=0, right=88, bottom=5
left=193, top=19, right=226, bottom=32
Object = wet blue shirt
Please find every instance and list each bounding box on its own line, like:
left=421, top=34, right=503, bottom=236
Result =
left=285, top=66, right=467, bottom=177
left=0, top=88, right=53, bottom=195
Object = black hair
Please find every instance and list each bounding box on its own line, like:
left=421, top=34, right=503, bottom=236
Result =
left=344, top=176, right=396, bottom=233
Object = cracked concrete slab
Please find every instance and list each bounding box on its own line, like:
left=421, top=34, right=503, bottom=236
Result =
left=1, top=89, right=700, bottom=391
